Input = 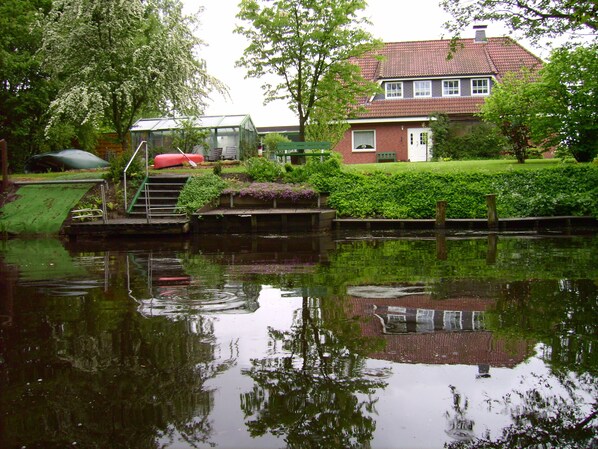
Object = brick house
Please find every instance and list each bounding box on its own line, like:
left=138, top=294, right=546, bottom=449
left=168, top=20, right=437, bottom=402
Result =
left=347, top=291, right=532, bottom=368
left=335, top=27, right=543, bottom=164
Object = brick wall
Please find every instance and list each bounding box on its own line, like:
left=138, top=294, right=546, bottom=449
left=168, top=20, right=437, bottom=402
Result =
left=335, top=122, right=418, bottom=164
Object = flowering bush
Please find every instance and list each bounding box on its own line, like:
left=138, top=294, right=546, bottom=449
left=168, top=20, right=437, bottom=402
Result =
left=223, top=183, right=318, bottom=202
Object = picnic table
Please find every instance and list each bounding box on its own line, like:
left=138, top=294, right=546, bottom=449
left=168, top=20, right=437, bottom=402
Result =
left=274, top=141, right=331, bottom=163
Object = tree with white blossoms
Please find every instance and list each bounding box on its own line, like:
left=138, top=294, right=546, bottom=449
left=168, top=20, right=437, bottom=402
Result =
left=42, top=0, right=224, bottom=151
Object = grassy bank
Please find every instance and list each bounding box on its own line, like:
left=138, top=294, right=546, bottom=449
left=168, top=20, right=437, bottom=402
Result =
left=2, top=159, right=597, bottom=233
left=0, top=184, right=93, bottom=234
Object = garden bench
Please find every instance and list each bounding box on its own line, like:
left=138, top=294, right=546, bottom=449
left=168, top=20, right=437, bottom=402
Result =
left=275, top=141, right=331, bottom=163
left=376, top=152, right=397, bottom=162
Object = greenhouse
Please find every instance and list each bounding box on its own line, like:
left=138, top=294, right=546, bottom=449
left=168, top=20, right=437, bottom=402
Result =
left=130, top=115, right=259, bottom=161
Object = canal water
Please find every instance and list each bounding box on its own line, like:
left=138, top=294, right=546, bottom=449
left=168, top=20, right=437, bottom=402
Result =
left=0, top=233, right=596, bottom=449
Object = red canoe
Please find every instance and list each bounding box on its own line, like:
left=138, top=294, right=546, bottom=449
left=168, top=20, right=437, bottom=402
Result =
left=154, top=153, right=204, bottom=169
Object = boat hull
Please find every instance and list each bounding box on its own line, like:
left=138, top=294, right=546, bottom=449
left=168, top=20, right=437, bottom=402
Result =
left=154, top=153, right=204, bottom=169
left=25, top=149, right=110, bottom=173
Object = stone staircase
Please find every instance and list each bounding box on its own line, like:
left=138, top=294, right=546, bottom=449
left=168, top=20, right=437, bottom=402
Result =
left=128, top=175, right=189, bottom=219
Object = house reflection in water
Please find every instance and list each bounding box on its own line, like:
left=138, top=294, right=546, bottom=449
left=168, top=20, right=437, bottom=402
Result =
left=347, top=284, right=532, bottom=371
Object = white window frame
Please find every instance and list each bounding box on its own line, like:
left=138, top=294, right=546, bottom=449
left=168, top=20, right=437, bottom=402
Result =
left=443, top=311, right=463, bottom=330
left=471, top=78, right=490, bottom=96
left=442, top=79, right=460, bottom=97
left=414, top=80, right=432, bottom=98
left=352, top=130, right=376, bottom=152
left=385, top=81, right=403, bottom=99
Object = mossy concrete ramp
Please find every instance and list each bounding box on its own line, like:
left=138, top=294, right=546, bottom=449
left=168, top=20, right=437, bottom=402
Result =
left=0, top=183, right=94, bottom=235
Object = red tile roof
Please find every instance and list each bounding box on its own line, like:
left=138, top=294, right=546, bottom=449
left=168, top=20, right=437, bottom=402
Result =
left=352, top=37, right=542, bottom=120
left=358, top=96, right=486, bottom=119
left=356, top=37, right=542, bottom=81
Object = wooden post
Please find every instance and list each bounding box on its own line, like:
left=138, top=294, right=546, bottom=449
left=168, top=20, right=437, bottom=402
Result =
left=436, top=233, right=447, bottom=260
left=436, top=200, right=447, bottom=229
left=1, top=139, right=8, bottom=194
left=486, top=194, right=498, bottom=229
left=486, top=233, right=498, bottom=264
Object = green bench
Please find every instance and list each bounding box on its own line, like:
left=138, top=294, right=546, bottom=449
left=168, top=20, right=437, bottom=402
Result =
left=376, top=151, right=397, bottom=162
left=275, top=141, right=331, bottom=163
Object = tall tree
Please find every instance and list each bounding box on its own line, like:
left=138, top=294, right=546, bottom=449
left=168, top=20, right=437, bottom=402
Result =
left=533, top=44, right=598, bottom=162
left=441, top=0, right=598, bottom=44
left=0, top=0, right=57, bottom=170
left=479, top=69, right=540, bottom=163
left=42, top=0, right=224, bottom=151
left=235, top=0, right=381, bottom=141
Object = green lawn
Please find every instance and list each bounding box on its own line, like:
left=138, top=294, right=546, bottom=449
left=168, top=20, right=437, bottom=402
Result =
left=345, top=158, right=562, bottom=174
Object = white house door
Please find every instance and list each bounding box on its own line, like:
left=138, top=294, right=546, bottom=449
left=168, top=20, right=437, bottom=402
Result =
left=408, top=128, right=432, bottom=162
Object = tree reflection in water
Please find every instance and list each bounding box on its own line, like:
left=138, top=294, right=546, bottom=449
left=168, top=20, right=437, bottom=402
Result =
left=445, top=370, right=597, bottom=449
left=0, top=249, right=237, bottom=449
left=241, top=295, right=388, bottom=449
left=444, top=277, right=598, bottom=449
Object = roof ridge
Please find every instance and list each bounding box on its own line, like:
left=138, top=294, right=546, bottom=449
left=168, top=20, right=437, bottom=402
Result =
left=380, top=36, right=511, bottom=46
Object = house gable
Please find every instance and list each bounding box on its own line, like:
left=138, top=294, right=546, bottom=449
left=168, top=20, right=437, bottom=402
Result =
left=334, top=32, right=542, bottom=164
left=352, top=36, right=542, bottom=120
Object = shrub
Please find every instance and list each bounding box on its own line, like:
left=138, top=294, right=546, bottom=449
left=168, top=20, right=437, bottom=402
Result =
left=176, top=173, right=228, bottom=215
left=326, top=165, right=598, bottom=219
left=282, top=152, right=344, bottom=192
left=262, top=133, right=291, bottom=159
left=430, top=113, right=508, bottom=160
left=213, top=160, right=222, bottom=176
left=244, top=157, right=284, bottom=182
left=105, top=151, right=144, bottom=183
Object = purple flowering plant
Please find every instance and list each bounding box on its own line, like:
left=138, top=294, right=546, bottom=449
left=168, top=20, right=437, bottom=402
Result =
left=223, top=182, right=318, bottom=202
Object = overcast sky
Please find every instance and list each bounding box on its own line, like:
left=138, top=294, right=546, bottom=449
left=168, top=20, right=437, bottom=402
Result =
left=185, top=0, right=544, bottom=128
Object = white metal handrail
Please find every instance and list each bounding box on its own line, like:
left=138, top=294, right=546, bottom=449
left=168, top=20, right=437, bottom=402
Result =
left=72, top=208, right=104, bottom=220
left=124, top=140, right=149, bottom=212
left=145, top=182, right=151, bottom=224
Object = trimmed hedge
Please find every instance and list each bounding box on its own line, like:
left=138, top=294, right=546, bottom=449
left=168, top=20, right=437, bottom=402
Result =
left=326, top=165, right=598, bottom=219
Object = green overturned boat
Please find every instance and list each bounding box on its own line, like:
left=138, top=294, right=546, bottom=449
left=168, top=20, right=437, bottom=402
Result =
left=25, top=149, right=110, bottom=173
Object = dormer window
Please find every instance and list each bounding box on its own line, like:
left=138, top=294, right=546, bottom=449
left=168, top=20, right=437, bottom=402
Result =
left=443, top=80, right=460, bottom=96
left=414, top=80, right=432, bottom=97
left=385, top=82, right=403, bottom=99
left=471, top=78, right=490, bottom=95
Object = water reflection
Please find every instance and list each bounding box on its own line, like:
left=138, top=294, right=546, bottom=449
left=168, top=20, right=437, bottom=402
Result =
left=0, top=233, right=596, bottom=448
left=241, top=295, right=387, bottom=449
left=348, top=286, right=531, bottom=370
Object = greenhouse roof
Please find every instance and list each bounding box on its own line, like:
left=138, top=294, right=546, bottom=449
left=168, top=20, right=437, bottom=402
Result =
left=130, top=115, right=252, bottom=132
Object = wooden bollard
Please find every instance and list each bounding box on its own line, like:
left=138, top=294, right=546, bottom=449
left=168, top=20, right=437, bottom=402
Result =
left=436, top=200, right=447, bottom=229
left=486, top=233, right=498, bottom=264
left=486, top=194, right=498, bottom=229
left=436, top=233, right=447, bottom=260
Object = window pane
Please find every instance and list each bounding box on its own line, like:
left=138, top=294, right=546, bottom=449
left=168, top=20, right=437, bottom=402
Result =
left=443, top=311, right=462, bottom=330
left=416, top=309, right=435, bottom=333
left=414, top=81, right=431, bottom=97
left=386, top=82, right=402, bottom=98
left=353, top=130, right=375, bottom=150
left=443, top=80, right=460, bottom=96
left=472, top=79, right=489, bottom=95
